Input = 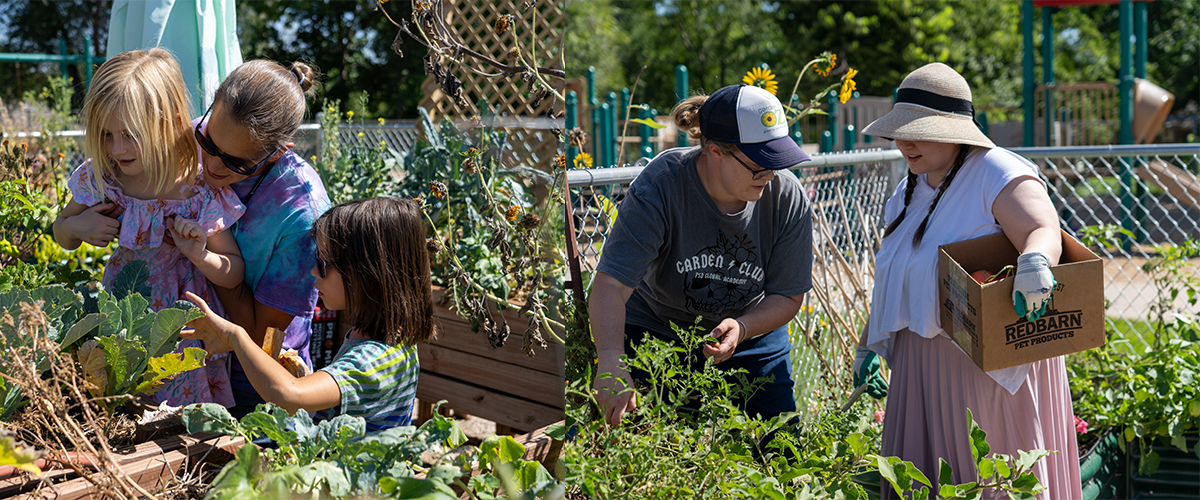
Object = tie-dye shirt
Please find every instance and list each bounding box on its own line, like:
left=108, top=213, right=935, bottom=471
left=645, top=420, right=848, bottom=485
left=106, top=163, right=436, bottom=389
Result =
left=223, top=149, right=331, bottom=393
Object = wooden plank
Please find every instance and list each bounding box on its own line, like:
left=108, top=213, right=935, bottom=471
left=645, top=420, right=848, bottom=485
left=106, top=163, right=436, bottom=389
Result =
left=417, top=372, right=564, bottom=433
left=418, top=343, right=564, bottom=408
left=428, top=313, right=564, bottom=377
left=514, top=421, right=564, bottom=473
left=7, top=434, right=243, bottom=500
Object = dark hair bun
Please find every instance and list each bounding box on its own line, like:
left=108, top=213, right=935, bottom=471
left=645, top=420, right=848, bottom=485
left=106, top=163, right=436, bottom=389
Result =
left=290, top=62, right=318, bottom=95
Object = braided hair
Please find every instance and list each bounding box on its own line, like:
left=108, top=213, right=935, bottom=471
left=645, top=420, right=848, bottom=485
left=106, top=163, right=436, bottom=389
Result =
left=882, top=144, right=972, bottom=247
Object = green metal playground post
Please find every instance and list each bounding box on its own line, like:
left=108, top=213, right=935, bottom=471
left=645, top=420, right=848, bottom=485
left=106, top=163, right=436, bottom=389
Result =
left=1022, top=0, right=1035, bottom=147
left=649, top=108, right=659, bottom=156
left=607, top=92, right=619, bottom=166
left=639, top=104, right=653, bottom=159
left=597, top=102, right=610, bottom=168
left=1118, top=0, right=1138, bottom=246
left=1135, top=1, right=1147, bottom=79
left=826, top=90, right=838, bottom=149
left=676, top=65, right=688, bottom=147
left=1043, top=7, right=1055, bottom=147
left=566, top=91, right=578, bottom=169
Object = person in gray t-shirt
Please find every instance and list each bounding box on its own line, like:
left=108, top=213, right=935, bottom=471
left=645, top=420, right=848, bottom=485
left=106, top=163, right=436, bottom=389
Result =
left=591, top=84, right=814, bottom=426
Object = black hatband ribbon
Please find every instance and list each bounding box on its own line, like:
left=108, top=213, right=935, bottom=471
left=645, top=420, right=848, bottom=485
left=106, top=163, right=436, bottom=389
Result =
left=895, top=88, right=982, bottom=128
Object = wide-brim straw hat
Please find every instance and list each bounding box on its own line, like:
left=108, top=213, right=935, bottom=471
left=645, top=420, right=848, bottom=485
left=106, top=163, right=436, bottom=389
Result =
left=862, top=62, right=996, bottom=149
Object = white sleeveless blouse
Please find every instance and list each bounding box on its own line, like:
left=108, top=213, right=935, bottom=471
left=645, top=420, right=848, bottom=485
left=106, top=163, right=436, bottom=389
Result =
left=866, top=147, right=1044, bottom=393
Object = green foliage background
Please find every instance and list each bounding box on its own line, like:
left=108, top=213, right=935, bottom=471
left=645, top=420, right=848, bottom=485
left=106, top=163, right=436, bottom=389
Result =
left=566, top=0, right=1199, bottom=123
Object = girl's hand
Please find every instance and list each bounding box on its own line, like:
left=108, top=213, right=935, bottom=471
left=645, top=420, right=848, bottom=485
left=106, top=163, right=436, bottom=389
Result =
left=170, top=216, right=207, bottom=261
left=68, top=202, right=122, bottom=247
left=181, top=291, right=239, bottom=355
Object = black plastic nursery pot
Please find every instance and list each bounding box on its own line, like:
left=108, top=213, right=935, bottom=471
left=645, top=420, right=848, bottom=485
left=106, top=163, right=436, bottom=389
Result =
left=1126, top=434, right=1200, bottom=499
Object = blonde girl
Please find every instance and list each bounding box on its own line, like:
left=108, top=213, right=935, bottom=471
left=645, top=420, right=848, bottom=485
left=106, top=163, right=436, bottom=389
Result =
left=52, top=48, right=245, bottom=407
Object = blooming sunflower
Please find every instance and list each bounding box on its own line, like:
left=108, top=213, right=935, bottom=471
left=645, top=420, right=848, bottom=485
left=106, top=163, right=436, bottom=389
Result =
left=838, top=67, right=858, bottom=104
left=574, top=152, right=594, bottom=169
left=742, top=67, right=778, bottom=96
left=814, top=53, right=837, bottom=77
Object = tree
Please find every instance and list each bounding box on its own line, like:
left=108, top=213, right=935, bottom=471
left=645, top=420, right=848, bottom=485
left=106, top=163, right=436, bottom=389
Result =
left=565, top=0, right=627, bottom=99
left=0, top=0, right=110, bottom=106
left=236, top=0, right=427, bottom=119
left=607, top=0, right=785, bottom=113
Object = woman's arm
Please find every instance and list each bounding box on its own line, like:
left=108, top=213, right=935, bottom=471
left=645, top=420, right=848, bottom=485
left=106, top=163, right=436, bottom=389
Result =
left=52, top=200, right=121, bottom=250
left=701, top=293, right=805, bottom=364
left=170, top=218, right=245, bottom=289
left=993, top=177, right=1062, bottom=263
left=589, top=271, right=637, bottom=426
left=183, top=292, right=341, bottom=414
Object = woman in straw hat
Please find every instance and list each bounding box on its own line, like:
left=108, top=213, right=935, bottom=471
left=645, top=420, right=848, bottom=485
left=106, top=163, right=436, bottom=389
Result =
left=857, top=62, right=1079, bottom=499
left=591, top=84, right=814, bottom=427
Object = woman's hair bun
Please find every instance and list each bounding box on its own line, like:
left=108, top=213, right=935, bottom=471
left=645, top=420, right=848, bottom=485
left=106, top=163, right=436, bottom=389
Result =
left=290, top=62, right=318, bottom=95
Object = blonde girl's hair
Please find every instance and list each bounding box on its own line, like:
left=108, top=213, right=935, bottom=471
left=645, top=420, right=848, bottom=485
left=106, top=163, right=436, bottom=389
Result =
left=671, top=94, right=737, bottom=154
left=212, top=60, right=318, bottom=151
left=81, top=48, right=196, bottom=196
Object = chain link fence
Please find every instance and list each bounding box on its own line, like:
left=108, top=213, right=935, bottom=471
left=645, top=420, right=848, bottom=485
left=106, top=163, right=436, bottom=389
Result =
left=568, top=144, right=1200, bottom=411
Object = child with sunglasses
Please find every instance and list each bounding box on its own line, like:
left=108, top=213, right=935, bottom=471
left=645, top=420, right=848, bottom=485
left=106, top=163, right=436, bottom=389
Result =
left=52, top=48, right=244, bottom=407
left=183, top=197, right=435, bottom=431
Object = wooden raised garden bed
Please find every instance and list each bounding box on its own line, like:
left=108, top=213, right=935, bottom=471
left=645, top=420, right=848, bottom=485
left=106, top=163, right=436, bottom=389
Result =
left=0, top=420, right=242, bottom=500
left=416, top=287, right=565, bottom=434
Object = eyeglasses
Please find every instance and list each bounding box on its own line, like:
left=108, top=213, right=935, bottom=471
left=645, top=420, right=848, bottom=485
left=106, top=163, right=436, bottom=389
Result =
left=195, top=106, right=280, bottom=176
left=730, top=152, right=774, bottom=181
left=315, top=255, right=339, bottom=279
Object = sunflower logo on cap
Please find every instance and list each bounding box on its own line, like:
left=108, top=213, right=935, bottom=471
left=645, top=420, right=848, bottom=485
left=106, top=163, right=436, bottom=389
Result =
left=761, top=110, right=781, bottom=127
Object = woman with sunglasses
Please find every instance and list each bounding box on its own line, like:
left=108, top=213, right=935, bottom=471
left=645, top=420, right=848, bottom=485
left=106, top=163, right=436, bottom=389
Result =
left=591, top=84, right=814, bottom=426
left=189, top=59, right=333, bottom=417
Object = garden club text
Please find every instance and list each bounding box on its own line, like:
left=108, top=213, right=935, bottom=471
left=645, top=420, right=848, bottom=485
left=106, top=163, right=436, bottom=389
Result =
left=675, top=254, right=765, bottom=281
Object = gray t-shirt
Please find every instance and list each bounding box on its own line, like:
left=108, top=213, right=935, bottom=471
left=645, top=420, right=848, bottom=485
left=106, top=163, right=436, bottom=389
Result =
left=597, top=147, right=814, bottom=340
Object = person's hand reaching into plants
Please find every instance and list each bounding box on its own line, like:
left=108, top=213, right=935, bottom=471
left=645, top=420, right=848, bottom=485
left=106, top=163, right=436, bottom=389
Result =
left=852, top=346, right=888, bottom=399
left=1012, top=251, right=1056, bottom=321
left=181, top=291, right=243, bottom=356
left=593, top=359, right=637, bottom=426
left=701, top=318, right=746, bottom=364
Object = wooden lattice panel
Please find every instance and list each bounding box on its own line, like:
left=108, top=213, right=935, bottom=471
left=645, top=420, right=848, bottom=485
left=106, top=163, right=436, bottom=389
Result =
left=419, top=0, right=564, bottom=170
left=420, top=0, right=565, bottom=118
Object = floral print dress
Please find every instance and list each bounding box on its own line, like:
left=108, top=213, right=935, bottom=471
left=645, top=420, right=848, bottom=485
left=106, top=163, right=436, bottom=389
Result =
left=67, top=160, right=244, bottom=407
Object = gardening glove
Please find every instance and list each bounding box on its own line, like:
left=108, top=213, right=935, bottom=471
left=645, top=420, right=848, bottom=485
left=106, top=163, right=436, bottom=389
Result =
left=1012, top=251, right=1057, bottom=322
left=852, top=346, right=888, bottom=400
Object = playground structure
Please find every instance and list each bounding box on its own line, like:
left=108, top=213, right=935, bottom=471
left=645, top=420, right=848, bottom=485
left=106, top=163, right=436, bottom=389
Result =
left=0, top=38, right=104, bottom=96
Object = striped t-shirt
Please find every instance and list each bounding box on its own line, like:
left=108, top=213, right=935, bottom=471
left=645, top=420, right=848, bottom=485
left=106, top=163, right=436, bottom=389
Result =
left=319, top=334, right=419, bottom=431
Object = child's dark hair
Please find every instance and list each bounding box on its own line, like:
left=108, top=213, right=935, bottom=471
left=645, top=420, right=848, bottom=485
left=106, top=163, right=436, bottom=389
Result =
left=311, top=197, right=436, bottom=345
left=882, top=144, right=972, bottom=247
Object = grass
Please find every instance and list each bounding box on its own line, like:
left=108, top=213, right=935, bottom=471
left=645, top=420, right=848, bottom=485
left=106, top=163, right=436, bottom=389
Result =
left=1073, top=176, right=1167, bottom=198
left=1106, top=316, right=1158, bottom=355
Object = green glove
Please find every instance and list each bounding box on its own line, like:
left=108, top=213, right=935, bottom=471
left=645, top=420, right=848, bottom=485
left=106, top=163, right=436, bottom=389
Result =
left=852, top=346, right=888, bottom=399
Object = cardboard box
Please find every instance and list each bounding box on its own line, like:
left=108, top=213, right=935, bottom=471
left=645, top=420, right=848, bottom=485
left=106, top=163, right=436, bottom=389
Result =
left=937, top=229, right=1105, bottom=371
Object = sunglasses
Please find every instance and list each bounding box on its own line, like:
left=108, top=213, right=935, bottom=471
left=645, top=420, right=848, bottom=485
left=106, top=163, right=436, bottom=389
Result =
left=195, top=106, right=281, bottom=176
left=730, top=152, right=774, bottom=181
left=315, top=255, right=340, bottom=279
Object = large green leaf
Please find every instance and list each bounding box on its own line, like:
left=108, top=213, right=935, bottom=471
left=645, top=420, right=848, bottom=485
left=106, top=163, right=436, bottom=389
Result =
left=58, top=313, right=104, bottom=350
left=481, top=435, right=525, bottom=464
left=182, top=403, right=241, bottom=436
left=378, top=477, right=458, bottom=500
left=145, top=307, right=201, bottom=358
left=109, top=260, right=151, bottom=300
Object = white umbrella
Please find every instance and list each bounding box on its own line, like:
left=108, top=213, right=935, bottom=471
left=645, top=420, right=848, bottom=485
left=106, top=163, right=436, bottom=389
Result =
left=106, top=0, right=243, bottom=116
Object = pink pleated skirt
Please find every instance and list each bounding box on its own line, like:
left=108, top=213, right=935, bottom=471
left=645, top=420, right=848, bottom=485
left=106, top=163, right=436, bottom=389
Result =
left=880, top=330, right=1081, bottom=500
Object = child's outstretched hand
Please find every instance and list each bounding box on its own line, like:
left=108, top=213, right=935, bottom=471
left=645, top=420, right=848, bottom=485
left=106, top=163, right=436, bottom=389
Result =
left=169, top=216, right=207, bottom=261
left=181, top=291, right=241, bottom=356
